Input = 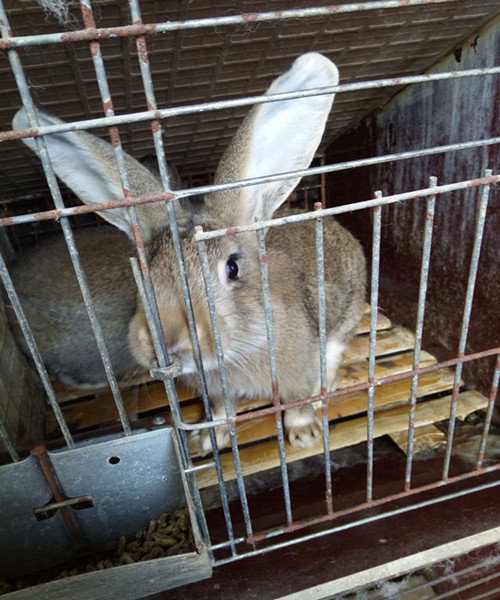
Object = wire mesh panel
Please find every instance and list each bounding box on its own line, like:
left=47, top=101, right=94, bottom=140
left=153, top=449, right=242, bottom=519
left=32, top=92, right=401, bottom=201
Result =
left=0, top=1, right=499, bottom=597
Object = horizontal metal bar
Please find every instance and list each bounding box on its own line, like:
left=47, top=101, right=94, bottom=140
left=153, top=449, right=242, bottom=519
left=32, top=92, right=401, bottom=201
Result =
left=2, top=68, right=500, bottom=143
left=176, top=345, right=500, bottom=431
left=195, top=173, right=499, bottom=241
left=215, top=472, right=500, bottom=566
left=1, top=165, right=497, bottom=229
left=184, top=461, right=217, bottom=474
left=0, top=0, right=464, bottom=49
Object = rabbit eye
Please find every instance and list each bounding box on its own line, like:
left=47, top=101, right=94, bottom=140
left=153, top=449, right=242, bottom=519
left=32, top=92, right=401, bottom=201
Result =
left=226, top=258, right=239, bottom=281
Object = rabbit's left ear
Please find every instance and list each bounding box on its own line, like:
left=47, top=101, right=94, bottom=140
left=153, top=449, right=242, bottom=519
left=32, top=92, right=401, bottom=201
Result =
left=212, top=53, right=338, bottom=224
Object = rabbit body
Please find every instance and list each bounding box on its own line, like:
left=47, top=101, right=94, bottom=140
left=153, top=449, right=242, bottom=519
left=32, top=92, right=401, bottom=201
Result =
left=6, top=227, right=139, bottom=386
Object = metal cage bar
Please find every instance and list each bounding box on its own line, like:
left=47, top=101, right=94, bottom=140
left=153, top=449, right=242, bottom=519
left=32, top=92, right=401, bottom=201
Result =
left=0, top=0, right=498, bottom=590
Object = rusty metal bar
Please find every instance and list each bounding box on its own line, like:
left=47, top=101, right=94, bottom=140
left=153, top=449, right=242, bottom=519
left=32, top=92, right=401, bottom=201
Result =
left=195, top=227, right=254, bottom=543
left=127, top=0, right=237, bottom=557
left=314, top=203, right=334, bottom=515
left=404, top=177, right=436, bottom=490
left=193, top=174, right=500, bottom=241
left=1, top=170, right=498, bottom=230
left=216, top=469, right=500, bottom=565
left=442, top=170, right=491, bottom=481
left=31, top=445, right=80, bottom=539
left=256, top=228, right=294, bottom=527
left=475, top=354, right=500, bottom=470
left=0, top=0, right=467, bottom=50
left=176, top=345, right=500, bottom=431
left=3, top=78, right=500, bottom=144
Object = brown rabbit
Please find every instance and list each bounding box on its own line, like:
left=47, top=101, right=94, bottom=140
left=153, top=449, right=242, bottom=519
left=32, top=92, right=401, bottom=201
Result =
left=128, top=53, right=366, bottom=449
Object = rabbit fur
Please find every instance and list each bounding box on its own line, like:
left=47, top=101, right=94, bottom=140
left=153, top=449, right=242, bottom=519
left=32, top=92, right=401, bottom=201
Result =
left=8, top=53, right=365, bottom=449
left=7, top=107, right=182, bottom=386
left=128, top=53, right=367, bottom=450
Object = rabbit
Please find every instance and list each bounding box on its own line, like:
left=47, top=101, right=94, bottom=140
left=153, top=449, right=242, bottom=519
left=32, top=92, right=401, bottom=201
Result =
left=128, top=52, right=367, bottom=450
left=6, top=107, right=182, bottom=387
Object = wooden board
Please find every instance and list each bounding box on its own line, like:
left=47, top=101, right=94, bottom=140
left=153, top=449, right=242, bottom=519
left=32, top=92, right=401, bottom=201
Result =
left=193, top=390, right=489, bottom=489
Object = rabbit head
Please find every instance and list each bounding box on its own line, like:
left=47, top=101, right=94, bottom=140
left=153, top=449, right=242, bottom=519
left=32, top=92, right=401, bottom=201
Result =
left=129, top=53, right=366, bottom=449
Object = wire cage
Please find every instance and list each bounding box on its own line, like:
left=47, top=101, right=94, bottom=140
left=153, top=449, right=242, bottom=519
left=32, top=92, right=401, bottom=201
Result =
left=0, top=1, right=499, bottom=599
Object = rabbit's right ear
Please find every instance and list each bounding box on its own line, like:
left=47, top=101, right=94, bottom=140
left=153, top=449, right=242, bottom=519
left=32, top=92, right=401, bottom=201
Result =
left=12, top=107, right=168, bottom=242
left=209, top=53, right=338, bottom=226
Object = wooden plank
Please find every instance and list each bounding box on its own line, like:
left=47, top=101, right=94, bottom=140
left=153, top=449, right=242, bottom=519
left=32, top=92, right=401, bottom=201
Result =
left=343, top=326, right=415, bottom=364
left=182, top=350, right=437, bottom=427
left=188, top=362, right=452, bottom=454
left=390, top=424, right=447, bottom=455
left=194, top=390, right=489, bottom=488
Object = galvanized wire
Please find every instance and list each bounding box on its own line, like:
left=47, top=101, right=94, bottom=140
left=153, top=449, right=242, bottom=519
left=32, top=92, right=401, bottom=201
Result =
left=314, top=205, right=334, bottom=514
left=475, top=354, right=500, bottom=470
left=366, top=194, right=382, bottom=503
left=256, top=228, right=293, bottom=526
left=0, top=1, right=132, bottom=438
left=404, top=177, right=436, bottom=490
left=0, top=252, right=74, bottom=450
left=3, top=74, right=500, bottom=143
left=0, top=0, right=470, bottom=50
left=442, top=170, right=492, bottom=480
left=196, top=228, right=255, bottom=543
left=127, top=0, right=238, bottom=556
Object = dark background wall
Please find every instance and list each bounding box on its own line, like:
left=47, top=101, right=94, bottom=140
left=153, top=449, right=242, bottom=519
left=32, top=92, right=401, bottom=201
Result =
left=325, top=18, right=499, bottom=404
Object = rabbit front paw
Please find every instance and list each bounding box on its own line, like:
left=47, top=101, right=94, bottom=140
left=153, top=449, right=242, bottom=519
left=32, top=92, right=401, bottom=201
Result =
left=284, top=406, right=323, bottom=449
left=192, top=423, right=231, bottom=455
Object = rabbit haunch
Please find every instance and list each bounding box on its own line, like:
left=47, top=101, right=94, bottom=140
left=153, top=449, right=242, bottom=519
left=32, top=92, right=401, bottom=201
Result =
left=129, top=52, right=366, bottom=451
left=8, top=53, right=365, bottom=449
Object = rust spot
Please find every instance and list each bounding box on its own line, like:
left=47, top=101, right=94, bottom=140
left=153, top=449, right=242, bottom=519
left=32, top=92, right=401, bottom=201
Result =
left=80, top=2, right=97, bottom=29
left=0, top=216, right=14, bottom=226
left=260, top=254, right=268, bottom=264
left=151, top=119, right=161, bottom=134
left=242, top=12, right=259, bottom=22
left=108, top=125, right=121, bottom=148
left=0, top=126, right=39, bottom=142
left=136, top=36, right=150, bottom=65
left=225, top=227, right=241, bottom=236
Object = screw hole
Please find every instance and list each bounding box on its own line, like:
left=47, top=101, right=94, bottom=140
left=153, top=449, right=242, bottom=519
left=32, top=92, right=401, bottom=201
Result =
left=108, top=456, right=121, bottom=465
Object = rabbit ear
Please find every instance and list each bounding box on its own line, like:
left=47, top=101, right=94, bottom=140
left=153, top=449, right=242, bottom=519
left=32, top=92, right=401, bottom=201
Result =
left=12, top=107, right=168, bottom=242
left=211, top=53, right=338, bottom=225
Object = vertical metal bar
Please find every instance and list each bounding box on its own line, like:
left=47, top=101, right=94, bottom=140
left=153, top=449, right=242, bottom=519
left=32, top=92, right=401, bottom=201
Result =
left=442, top=171, right=491, bottom=480
left=130, top=257, right=236, bottom=558
left=475, top=354, right=500, bottom=470
left=31, top=445, right=80, bottom=540
left=404, top=177, right=436, bottom=490
left=195, top=228, right=254, bottom=542
left=0, top=253, right=74, bottom=449
left=0, top=418, right=20, bottom=462
left=255, top=228, right=293, bottom=526
left=0, top=3, right=132, bottom=437
left=315, top=202, right=333, bottom=515
left=367, top=194, right=382, bottom=503
left=127, top=6, right=237, bottom=553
